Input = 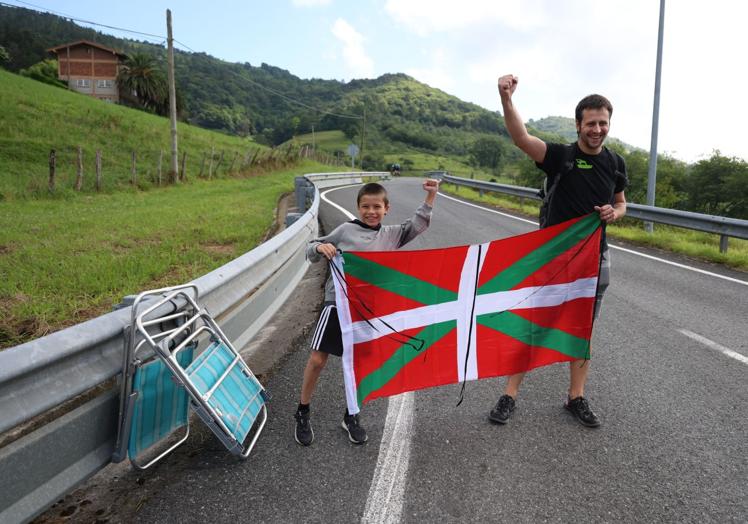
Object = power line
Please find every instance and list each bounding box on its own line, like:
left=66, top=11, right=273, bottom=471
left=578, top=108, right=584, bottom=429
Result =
left=2, top=0, right=166, bottom=41
left=2, top=0, right=363, bottom=120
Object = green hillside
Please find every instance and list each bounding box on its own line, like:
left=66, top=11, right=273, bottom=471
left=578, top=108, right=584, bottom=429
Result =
left=1, top=4, right=746, bottom=218
left=0, top=69, right=271, bottom=200
left=0, top=5, right=521, bottom=176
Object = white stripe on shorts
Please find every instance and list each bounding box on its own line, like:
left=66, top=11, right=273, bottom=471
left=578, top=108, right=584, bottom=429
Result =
left=311, top=305, right=334, bottom=350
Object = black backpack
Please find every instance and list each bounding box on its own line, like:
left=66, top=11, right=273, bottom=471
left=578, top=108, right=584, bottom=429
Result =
left=537, top=145, right=624, bottom=228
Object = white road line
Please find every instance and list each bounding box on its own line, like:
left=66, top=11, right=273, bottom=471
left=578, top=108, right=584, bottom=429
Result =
left=438, top=191, right=538, bottom=225
left=321, top=185, right=358, bottom=217
left=320, top=185, right=415, bottom=524
left=361, top=393, right=414, bottom=524
left=611, top=245, right=748, bottom=286
left=679, top=329, right=748, bottom=366
left=438, top=191, right=748, bottom=287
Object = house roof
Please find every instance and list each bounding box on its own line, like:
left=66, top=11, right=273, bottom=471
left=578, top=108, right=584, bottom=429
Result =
left=47, top=40, right=128, bottom=59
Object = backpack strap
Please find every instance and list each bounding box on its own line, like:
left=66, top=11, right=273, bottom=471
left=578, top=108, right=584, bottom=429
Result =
left=538, top=144, right=575, bottom=198
left=538, top=144, right=576, bottom=228
left=606, top=147, right=625, bottom=178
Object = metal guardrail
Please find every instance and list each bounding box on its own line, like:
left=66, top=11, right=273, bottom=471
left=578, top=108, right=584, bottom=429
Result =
left=0, top=171, right=387, bottom=524
left=441, top=174, right=748, bottom=249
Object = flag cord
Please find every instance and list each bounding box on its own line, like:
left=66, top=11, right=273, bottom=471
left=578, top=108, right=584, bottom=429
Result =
left=328, top=255, right=425, bottom=352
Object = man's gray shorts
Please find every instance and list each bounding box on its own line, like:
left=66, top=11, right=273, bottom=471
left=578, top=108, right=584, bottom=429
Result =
left=594, top=249, right=610, bottom=319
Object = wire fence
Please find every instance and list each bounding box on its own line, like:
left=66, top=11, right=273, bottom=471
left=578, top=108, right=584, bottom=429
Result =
left=19, top=142, right=342, bottom=196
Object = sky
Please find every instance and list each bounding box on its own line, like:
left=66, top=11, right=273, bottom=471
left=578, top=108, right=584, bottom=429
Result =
left=6, top=0, right=748, bottom=163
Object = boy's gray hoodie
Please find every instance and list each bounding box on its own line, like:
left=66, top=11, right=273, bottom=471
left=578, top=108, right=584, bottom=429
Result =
left=306, top=202, right=432, bottom=302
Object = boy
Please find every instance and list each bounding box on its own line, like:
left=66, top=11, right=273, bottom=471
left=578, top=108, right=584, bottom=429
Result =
left=295, top=179, right=439, bottom=445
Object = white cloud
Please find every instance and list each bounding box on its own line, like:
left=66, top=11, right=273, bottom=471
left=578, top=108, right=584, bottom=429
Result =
left=291, top=0, right=332, bottom=7
left=405, top=47, right=455, bottom=91
left=384, top=0, right=549, bottom=36
left=331, top=18, right=375, bottom=79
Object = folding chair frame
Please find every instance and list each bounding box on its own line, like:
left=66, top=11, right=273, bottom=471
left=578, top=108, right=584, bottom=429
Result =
left=113, top=284, right=198, bottom=469
left=135, top=290, right=268, bottom=459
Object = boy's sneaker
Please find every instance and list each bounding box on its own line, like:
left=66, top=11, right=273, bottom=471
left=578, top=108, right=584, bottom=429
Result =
left=564, top=396, right=601, bottom=428
left=488, top=394, right=516, bottom=424
left=341, top=412, right=368, bottom=444
left=294, top=409, right=314, bottom=446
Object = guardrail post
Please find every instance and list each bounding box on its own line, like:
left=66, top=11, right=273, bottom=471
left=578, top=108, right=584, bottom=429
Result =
left=112, top=295, right=137, bottom=311
left=719, top=235, right=729, bottom=253
left=285, top=212, right=303, bottom=227
left=295, top=177, right=308, bottom=212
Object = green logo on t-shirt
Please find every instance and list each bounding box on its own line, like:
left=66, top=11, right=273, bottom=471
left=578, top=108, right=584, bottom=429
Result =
left=576, top=158, right=593, bottom=170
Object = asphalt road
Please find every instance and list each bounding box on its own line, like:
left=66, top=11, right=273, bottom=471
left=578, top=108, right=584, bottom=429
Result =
left=39, top=177, right=747, bottom=523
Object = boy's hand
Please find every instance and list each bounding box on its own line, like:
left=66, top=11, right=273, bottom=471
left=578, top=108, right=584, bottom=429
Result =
left=423, top=178, right=439, bottom=195
left=315, top=242, right=337, bottom=260
left=423, top=178, right=439, bottom=206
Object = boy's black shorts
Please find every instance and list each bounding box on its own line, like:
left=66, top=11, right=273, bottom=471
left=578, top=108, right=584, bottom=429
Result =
left=310, top=302, right=343, bottom=357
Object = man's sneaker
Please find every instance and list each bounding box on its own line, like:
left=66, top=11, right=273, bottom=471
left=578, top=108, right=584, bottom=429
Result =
left=294, top=409, right=314, bottom=446
left=564, top=396, right=601, bottom=428
left=489, top=394, right=515, bottom=424
left=341, top=412, right=368, bottom=444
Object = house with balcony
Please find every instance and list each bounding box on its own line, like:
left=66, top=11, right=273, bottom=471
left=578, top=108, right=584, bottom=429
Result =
left=47, top=40, right=128, bottom=102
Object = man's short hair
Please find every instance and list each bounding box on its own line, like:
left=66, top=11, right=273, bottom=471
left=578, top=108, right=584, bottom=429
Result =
left=575, top=94, right=613, bottom=123
left=357, top=182, right=389, bottom=206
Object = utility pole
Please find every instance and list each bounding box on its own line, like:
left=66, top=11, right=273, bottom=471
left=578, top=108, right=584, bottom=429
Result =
left=166, top=9, right=179, bottom=181
left=646, top=0, right=666, bottom=233
left=359, top=104, right=367, bottom=171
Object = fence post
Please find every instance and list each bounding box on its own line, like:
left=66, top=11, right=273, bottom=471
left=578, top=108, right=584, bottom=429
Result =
left=95, top=151, right=102, bottom=191
left=75, top=146, right=83, bottom=191
left=719, top=235, right=729, bottom=253
left=215, top=150, right=225, bottom=175
left=199, top=152, right=206, bottom=178
left=48, top=149, right=56, bottom=193
left=208, top=147, right=214, bottom=179
left=180, top=151, right=187, bottom=182
left=131, top=151, right=137, bottom=186
left=229, top=152, right=239, bottom=174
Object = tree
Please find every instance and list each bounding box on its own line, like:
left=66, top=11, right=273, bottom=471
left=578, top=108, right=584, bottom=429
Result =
left=514, top=156, right=544, bottom=188
left=19, top=59, right=66, bottom=88
left=684, top=152, right=748, bottom=219
left=469, top=137, right=505, bottom=173
left=117, top=52, right=168, bottom=114
left=0, top=45, right=9, bottom=67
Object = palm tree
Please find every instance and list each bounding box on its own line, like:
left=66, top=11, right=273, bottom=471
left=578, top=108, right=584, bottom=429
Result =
left=117, top=52, right=168, bottom=114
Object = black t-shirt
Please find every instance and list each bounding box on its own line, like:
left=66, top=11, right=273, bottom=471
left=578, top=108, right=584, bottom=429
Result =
left=537, top=142, right=628, bottom=228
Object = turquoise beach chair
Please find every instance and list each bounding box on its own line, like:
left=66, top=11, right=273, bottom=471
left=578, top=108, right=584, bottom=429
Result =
left=114, top=284, right=268, bottom=467
left=113, top=284, right=199, bottom=469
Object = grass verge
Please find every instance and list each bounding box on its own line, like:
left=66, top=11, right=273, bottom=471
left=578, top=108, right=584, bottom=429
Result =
left=0, top=159, right=339, bottom=349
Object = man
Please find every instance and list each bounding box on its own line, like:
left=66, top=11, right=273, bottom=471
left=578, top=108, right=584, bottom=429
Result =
left=489, top=74, right=628, bottom=428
